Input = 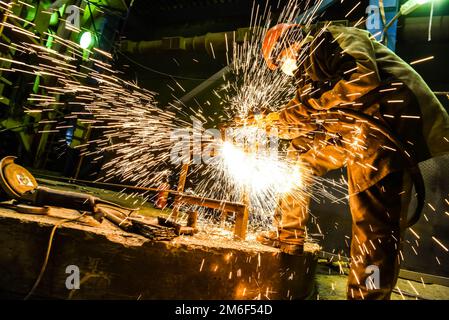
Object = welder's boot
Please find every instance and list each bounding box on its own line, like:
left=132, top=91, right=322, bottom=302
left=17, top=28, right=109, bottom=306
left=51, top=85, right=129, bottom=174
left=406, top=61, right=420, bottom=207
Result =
left=257, top=230, right=304, bottom=255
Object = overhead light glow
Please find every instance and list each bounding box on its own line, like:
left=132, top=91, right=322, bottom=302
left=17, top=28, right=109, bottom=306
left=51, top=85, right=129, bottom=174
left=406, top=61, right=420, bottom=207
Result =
left=79, top=31, right=94, bottom=49
left=400, top=0, right=431, bottom=15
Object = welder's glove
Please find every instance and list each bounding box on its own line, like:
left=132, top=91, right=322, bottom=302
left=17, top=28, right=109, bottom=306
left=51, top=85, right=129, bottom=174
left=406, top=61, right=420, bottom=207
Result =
left=264, top=111, right=280, bottom=123
left=277, top=112, right=318, bottom=140
left=274, top=98, right=319, bottom=140
left=291, top=133, right=315, bottom=154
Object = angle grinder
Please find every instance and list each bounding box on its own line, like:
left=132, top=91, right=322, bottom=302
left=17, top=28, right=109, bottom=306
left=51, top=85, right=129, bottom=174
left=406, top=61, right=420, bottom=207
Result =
left=0, top=156, right=132, bottom=224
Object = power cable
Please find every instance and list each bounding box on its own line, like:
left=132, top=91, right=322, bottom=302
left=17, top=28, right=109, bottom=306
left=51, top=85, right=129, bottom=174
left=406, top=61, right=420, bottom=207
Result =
left=24, top=211, right=88, bottom=300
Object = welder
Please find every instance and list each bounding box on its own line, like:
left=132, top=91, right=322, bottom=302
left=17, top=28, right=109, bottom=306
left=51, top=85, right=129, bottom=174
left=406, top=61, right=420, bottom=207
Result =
left=258, top=23, right=449, bottom=299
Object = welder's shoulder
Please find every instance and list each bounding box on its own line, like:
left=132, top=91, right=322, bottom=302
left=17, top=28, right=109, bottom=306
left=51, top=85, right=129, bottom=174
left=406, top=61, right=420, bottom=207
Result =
left=325, top=25, right=373, bottom=46
left=326, top=25, right=371, bottom=37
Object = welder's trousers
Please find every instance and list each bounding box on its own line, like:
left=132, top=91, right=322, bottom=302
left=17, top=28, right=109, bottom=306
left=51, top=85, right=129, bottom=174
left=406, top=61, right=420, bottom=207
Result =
left=275, top=146, right=413, bottom=300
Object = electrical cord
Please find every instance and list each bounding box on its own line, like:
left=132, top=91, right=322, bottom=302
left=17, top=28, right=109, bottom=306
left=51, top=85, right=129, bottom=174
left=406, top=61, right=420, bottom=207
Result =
left=378, top=0, right=387, bottom=27
left=381, top=11, right=401, bottom=46
left=24, top=211, right=88, bottom=300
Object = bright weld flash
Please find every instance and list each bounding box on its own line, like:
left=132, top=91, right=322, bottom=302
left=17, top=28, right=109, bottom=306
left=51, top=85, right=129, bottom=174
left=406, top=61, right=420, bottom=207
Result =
left=221, top=141, right=303, bottom=194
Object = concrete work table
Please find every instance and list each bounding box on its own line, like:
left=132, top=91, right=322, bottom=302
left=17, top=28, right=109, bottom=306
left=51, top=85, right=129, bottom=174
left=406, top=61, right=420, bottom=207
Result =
left=0, top=206, right=319, bottom=300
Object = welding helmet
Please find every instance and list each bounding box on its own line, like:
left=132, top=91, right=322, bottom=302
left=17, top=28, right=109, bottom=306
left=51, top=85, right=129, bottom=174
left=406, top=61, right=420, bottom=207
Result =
left=262, top=23, right=312, bottom=76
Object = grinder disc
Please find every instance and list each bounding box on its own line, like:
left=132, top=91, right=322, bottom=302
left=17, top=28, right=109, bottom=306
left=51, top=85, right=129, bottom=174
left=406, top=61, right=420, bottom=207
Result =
left=0, top=156, right=38, bottom=199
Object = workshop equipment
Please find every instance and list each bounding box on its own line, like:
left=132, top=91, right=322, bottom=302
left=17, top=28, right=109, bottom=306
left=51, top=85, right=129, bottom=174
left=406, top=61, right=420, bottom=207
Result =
left=0, top=156, right=177, bottom=241
left=155, top=178, right=170, bottom=209
left=169, top=161, right=250, bottom=240
left=28, top=172, right=252, bottom=240
left=157, top=216, right=197, bottom=236
left=187, top=210, right=198, bottom=229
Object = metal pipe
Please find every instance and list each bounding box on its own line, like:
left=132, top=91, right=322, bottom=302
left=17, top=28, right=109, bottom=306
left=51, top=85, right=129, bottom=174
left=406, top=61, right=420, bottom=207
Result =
left=33, top=172, right=249, bottom=238
left=120, top=27, right=253, bottom=55
left=119, top=14, right=449, bottom=56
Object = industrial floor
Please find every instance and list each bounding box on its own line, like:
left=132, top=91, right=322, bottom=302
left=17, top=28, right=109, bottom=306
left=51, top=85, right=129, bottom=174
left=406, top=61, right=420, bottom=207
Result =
left=315, top=264, right=449, bottom=300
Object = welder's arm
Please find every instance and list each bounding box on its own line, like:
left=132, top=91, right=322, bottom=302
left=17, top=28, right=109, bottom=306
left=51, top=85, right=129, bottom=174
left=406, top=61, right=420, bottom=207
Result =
left=299, top=143, right=348, bottom=178
left=276, top=96, right=318, bottom=139
left=306, top=30, right=381, bottom=110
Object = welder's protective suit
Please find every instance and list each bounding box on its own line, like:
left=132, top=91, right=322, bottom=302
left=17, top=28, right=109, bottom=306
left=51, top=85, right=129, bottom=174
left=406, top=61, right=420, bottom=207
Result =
left=275, top=25, right=449, bottom=299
